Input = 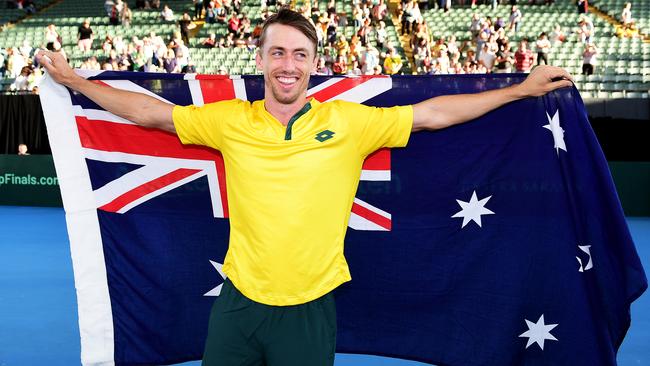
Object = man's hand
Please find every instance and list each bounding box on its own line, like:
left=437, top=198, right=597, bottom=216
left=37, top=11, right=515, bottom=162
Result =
left=516, top=65, right=574, bottom=98
left=36, top=49, right=82, bottom=88
left=36, top=49, right=176, bottom=133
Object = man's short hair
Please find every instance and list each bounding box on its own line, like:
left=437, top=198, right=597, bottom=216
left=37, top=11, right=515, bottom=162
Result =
left=258, top=8, right=318, bottom=56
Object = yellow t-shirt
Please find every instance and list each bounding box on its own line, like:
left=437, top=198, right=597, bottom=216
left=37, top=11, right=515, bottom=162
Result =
left=173, top=98, right=412, bottom=305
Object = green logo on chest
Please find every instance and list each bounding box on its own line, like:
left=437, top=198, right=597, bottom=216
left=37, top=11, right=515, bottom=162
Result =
left=315, top=130, right=335, bottom=142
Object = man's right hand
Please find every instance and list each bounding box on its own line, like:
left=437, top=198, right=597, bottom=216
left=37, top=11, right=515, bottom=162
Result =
left=36, top=50, right=176, bottom=134
left=36, top=50, right=81, bottom=88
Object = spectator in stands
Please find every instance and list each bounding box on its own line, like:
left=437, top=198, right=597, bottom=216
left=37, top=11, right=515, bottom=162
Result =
left=332, top=54, right=348, bottom=75
left=315, top=57, right=333, bottom=75
left=372, top=0, right=388, bottom=24
left=163, top=48, right=179, bottom=73
left=19, top=40, right=32, bottom=59
left=349, top=35, right=362, bottom=59
left=109, top=3, right=120, bottom=25
left=182, top=62, right=196, bottom=73
left=44, top=24, right=61, bottom=51
left=162, top=5, right=175, bottom=21
left=478, top=43, right=496, bottom=72
left=360, top=44, right=380, bottom=74
left=348, top=56, right=362, bottom=76
left=582, top=43, right=598, bottom=75
left=470, top=13, right=482, bottom=41
left=216, top=4, right=228, bottom=24
left=577, top=16, right=594, bottom=44
left=17, top=144, right=30, bottom=156
left=352, top=4, right=363, bottom=28
left=464, top=48, right=476, bottom=64
left=535, top=32, right=551, bottom=65
left=102, top=35, right=113, bottom=54
left=401, top=0, right=415, bottom=35
left=150, top=0, right=160, bottom=9
left=224, top=33, right=235, bottom=47
left=228, top=12, right=240, bottom=34
left=383, top=47, right=403, bottom=75
left=413, top=38, right=429, bottom=71
left=577, top=0, right=588, bottom=14
left=549, top=24, right=566, bottom=45
left=357, top=18, right=372, bottom=47
left=621, top=2, right=634, bottom=31
left=435, top=45, right=450, bottom=74
left=514, top=40, right=534, bottom=73
left=203, top=33, right=217, bottom=48
left=11, top=65, right=31, bottom=91
left=104, top=0, right=115, bottom=15
left=78, top=19, right=94, bottom=52
left=508, top=5, right=522, bottom=34
left=335, top=34, right=349, bottom=56
left=193, top=0, right=203, bottom=19
left=121, top=3, right=133, bottom=27
left=494, top=42, right=514, bottom=73
left=179, top=13, right=196, bottom=45
left=375, top=20, right=387, bottom=50
left=6, top=48, right=25, bottom=78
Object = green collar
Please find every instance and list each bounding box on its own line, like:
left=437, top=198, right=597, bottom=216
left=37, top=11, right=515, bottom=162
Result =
left=284, top=101, right=312, bottom=141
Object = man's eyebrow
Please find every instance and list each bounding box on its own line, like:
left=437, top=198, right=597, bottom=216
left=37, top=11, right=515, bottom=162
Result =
left=268, top=46, right=310, bottom=53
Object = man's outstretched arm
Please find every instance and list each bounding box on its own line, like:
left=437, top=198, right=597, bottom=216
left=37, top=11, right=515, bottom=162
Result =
left=411, top=66, right=573, bottom=132
left=36, top=50, right=176, bottom=134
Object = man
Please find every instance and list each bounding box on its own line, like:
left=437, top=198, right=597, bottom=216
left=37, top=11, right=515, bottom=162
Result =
left=514, top=39, right=534, bottom=73
left=383, top=47, right=403, bottom=75
left=17, top=143, right=30, bottom=156
left=582, top=43, right=598, bottom=75
left=38, top=8, right=572, bottom=366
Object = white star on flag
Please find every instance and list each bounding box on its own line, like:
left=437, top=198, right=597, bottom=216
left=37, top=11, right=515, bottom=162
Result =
left=577, top=244, right=594, bottom=272
left=519, top=314, right=558, bottom=350
left=543, top=110, right=567, bottom=155
left=203, top=260, right=227, bottom=297
left=451, top=190, right=495, bottom=228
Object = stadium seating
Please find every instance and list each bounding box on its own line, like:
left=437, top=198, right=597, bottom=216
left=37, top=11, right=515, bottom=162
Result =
left=421, top=2, right=649, bottom=98
left=0, top=0, right=56, bottom=27
left=590, top=0, right=649, bottom=36
left=0, top=0, right=648, bottom=98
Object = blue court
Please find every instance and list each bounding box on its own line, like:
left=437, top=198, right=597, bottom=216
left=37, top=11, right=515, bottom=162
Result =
left=0, top=206, right=648, bottom=366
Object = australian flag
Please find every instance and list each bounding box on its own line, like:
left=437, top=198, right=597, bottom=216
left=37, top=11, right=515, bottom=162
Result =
left=40, top=71, right=647, bottom=366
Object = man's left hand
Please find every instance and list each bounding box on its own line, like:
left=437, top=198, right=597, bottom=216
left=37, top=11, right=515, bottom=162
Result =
left=517, top=66, right=574, bottom=97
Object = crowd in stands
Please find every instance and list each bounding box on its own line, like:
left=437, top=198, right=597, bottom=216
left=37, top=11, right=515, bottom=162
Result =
left=402, top=1, right=603, bottom=75
left=0, top=0, right=642, bottom=93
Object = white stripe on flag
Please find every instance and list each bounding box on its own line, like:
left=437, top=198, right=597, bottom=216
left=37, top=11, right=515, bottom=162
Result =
left=39, top=74, right=116, bottom=366
left=73, top=106, right=137, bottom=125
left=360, top=169, right=390, bottom=181
left=326, top=77, right=391, bottom=103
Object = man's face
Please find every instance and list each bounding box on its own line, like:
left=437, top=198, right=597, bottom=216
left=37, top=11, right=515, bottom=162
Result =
left=256, top=24, right=317, bottom=105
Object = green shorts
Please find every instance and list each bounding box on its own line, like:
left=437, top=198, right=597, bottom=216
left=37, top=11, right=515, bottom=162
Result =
left=202, top=279, right=337, bottom=366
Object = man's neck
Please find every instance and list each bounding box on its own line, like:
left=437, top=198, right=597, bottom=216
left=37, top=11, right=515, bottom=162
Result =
left=264, top=97, right=309, bottom=126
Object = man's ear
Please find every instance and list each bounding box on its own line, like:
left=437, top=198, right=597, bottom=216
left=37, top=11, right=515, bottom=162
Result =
left=311, top=55, right=318, bottom=73
left=255, top=51, right=263, bottom=71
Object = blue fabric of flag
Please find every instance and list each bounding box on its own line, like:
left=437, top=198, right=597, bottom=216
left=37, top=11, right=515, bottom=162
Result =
left=65, top=74, right=646, bottom=365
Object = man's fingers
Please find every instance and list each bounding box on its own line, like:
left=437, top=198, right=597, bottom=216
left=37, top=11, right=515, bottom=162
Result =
left=545, top=66, right=573, bottom=82
left=548, top=79, right=573, bottom=91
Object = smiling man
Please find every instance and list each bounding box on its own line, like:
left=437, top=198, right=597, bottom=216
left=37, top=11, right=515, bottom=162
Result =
left=38, top=8, right=573, bottom=366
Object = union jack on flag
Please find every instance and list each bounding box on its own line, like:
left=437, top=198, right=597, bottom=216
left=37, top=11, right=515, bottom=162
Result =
left=41, top=72, right=646, bottom=366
